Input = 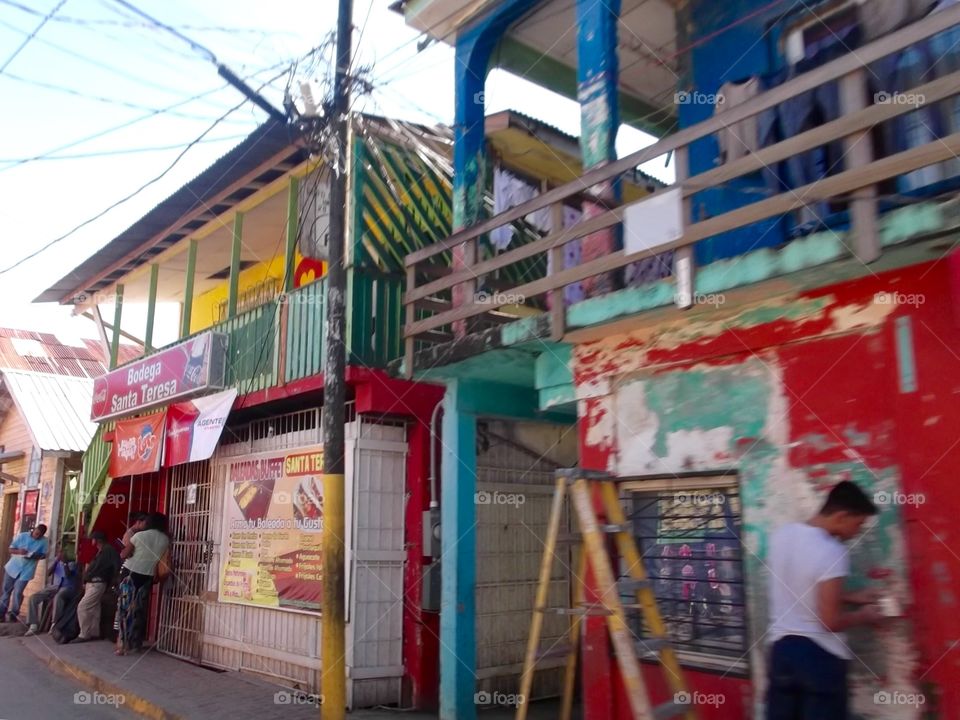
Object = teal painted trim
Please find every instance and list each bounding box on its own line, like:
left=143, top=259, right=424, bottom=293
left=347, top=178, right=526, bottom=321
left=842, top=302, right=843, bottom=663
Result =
left=440, top=381, right=477, bottom=720
left=567, top=202, right=947, bottom=329
left=181, top=239, right=198, bottom=338
left=539, top=384, right=577, bottom=412
left=500, top=315, right=544, bottom=346
left=455, top=379, right=572, bottom=423
left=895, top=316, right=917, bottom=393
left=535, top=344, right=573, bottom=390
left=228, top=212, right=244, bottom=319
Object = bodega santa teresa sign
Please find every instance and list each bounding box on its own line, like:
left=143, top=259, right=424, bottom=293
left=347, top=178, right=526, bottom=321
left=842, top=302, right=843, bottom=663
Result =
left=91, top=332, right=227, bottom=422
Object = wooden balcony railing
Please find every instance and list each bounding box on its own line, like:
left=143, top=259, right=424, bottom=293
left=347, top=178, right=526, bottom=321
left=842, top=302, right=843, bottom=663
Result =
left=402, top=4, right=960, bottom=375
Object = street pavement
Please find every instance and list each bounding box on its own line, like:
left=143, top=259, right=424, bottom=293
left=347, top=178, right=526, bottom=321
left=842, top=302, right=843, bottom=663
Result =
left=0, top=636, right=135, bottom=720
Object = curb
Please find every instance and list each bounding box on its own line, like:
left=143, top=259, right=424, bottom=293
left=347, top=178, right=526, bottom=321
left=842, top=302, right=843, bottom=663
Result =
left=20, top=638, right=186, bottom=720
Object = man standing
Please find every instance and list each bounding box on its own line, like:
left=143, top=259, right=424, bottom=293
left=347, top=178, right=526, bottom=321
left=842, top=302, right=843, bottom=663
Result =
left=766, top=481, right=885, bottom=720
left=0, top=524, right=48, bottom=623
left=75, top=531, right=120, bottom=642
left=24, top=544, right=78, bottom=636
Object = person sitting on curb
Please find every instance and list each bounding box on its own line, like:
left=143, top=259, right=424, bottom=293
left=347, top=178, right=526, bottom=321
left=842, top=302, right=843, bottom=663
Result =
left=0, top=524, right=48, bottom=623
left=75, top=531, right=120, bottom=642
left=25, top=543, right=78, bottom=636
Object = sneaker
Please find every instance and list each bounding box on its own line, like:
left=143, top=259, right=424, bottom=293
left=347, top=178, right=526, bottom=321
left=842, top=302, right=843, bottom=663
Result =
left=24, top=624, right=37, bottom=637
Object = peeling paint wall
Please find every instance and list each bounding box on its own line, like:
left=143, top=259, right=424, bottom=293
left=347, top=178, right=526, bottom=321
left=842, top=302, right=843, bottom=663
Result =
left=572, top=260, right=960, bottom=718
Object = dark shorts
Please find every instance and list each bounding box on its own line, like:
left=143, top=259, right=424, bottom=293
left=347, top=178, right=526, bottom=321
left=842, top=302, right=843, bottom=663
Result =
left=766, top=635, right=848, bottom=720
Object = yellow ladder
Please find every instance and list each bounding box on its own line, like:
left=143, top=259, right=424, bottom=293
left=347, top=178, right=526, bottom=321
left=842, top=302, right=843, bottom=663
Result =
left=516, top=469, right=697, bottom=720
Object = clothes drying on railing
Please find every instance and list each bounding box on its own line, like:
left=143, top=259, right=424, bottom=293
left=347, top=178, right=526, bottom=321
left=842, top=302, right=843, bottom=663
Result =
left=714, top=79, right=760, bottom=164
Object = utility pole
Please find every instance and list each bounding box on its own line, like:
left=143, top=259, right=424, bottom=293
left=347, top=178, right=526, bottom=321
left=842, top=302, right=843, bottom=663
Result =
left=321, top=0, right=352, bottom=717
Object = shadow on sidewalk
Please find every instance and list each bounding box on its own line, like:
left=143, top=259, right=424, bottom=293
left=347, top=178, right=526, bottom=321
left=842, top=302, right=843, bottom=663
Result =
left=18, top=636, right=570, bottom=719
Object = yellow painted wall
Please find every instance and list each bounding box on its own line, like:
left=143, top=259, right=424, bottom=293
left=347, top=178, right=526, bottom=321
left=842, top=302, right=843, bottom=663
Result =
left=189, top=249, right=327, bottom=334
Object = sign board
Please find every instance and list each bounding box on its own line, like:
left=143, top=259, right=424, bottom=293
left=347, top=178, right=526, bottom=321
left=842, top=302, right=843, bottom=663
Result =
left=622, top=187, right=683, bottom=256
left=163, top=388, right=237, bottom=467
left=91, top=332, right=227, bottom=421
left=186, top=483, right=198, bottom=506
left=109, top=411, right=165, bottom=477
left=219, top=446, right=324, bottom=611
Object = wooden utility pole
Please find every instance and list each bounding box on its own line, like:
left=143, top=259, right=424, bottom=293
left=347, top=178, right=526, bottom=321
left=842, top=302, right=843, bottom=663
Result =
left=321, top=0, right=352, bottom=717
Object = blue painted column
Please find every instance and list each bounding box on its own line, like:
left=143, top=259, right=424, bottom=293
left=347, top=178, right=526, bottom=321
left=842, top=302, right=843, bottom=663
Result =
left=451, top=0, right=540, bottom=336
left=439, top=380, right=477, bottom=720
left=575, top=0, right=626, bottom=298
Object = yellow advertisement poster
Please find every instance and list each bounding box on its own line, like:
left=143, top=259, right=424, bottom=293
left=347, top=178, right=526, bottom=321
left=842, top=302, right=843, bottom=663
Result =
left=219, top=446, right=325, bottom=611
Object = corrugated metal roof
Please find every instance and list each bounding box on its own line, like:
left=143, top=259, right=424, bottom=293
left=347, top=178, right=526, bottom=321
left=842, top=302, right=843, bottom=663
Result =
left=0, top=330, right=136, bottom=378
left=0, top=370, right=96, bottom=452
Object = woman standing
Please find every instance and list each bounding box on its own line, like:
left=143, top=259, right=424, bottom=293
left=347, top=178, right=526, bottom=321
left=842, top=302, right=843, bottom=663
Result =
left=116, top=512, right=170, bottom=655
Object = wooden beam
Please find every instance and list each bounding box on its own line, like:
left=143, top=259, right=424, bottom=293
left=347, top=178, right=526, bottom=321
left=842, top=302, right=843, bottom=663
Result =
left=405, top=131, right=960, bottom=337
left=404, top=67, right=960, bottom=306
left=145, top=263, right=159, bottom=351
left=81, top=312, right=145, bottom=348
left=228, top=212, right=244, bottom=319
left=284, top=175, right=300, bottom=293
left=109, top=284, right=123, bottom=370
left=840, top=68, right=880, bottom=263
left=181, top=239, right=198, bottom=338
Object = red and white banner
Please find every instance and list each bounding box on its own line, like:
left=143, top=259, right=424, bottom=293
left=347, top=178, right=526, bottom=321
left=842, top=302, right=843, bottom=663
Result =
left=91, top=331, right=227, bottom=422
left=109, top=411, right=165, bottom=477
left=164, top=388, right=237, bottom=467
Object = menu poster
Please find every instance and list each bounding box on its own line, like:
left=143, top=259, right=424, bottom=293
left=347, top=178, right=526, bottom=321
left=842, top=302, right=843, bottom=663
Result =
left=218, top=446, right=325, bottom=611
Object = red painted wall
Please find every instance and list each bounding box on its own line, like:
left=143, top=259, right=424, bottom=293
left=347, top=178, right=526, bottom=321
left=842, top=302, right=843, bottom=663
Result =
left=574, top=259, right=960, bottom=718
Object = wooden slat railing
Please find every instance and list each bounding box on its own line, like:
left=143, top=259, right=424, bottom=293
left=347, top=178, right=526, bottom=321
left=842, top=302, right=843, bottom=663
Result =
left=402, top=4, right=960, bottom=375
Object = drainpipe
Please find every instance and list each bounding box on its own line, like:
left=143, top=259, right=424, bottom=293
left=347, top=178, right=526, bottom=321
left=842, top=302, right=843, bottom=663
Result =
left=429, top=401, right=443, bottom=509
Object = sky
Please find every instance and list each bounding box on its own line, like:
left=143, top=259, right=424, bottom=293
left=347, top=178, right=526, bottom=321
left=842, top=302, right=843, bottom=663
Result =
left=0, top=0, right=668, bottom=349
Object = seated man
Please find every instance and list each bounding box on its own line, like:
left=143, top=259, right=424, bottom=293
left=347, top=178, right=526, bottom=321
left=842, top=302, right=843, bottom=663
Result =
left=0, top=524, right=48, bottom=623
left=76, top=531, right=120, bottom=642
left=25, top=544, right=78, bottom=636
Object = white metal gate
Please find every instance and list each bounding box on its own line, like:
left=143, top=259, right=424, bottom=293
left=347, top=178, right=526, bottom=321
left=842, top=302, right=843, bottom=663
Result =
left=157, top=460, right=213, bottom=661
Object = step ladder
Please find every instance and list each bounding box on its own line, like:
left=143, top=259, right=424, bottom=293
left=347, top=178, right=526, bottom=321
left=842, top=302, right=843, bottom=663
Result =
left=516, top=469, right=697, bottom=720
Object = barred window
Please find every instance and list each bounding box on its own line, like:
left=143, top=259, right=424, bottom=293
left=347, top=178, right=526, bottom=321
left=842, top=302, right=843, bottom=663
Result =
left=623, top=476, right=748, bottom=674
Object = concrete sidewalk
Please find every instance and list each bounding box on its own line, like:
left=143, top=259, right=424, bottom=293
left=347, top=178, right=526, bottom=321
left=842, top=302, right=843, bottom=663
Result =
left=19, top=635, right=564, bottom=719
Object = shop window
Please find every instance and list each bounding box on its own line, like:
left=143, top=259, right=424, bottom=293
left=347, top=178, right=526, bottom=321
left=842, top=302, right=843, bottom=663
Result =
left=624, top=476, right=748, bottom=674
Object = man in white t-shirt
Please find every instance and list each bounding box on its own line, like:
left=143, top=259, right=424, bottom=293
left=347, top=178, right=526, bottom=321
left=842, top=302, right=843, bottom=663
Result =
left=766, top=481, right=884, bottom=719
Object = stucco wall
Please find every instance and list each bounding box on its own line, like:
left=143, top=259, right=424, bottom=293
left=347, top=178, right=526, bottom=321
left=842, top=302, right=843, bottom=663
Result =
left=571, top=258, right=960, bottom=717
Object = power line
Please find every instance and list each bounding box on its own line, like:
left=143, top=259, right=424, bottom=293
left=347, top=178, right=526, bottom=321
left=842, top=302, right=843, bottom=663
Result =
left=0, top=0, right=66, bottom=74
left=0, top=68, right=291, bottom=276
left=0, top=131, right=250, bottom=163
left=106, top=0, right=218, bottom=64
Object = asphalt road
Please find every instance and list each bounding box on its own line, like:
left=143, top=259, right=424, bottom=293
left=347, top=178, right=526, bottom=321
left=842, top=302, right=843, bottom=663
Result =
left=0, top=638, right=135, bottom=720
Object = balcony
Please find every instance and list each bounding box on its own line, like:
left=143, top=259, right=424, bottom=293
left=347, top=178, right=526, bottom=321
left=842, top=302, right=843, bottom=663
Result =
left=400, top=6, right=960, bottom=377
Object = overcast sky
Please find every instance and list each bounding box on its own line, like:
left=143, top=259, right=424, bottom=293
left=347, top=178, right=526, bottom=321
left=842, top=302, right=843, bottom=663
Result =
left=0, top=0, right=667, bottom=349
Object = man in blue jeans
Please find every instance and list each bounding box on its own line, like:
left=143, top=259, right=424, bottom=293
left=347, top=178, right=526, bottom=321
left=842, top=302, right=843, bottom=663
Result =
left=766, top=482, right=884, bottom=719
left=0, top=523, right=48, bottom=623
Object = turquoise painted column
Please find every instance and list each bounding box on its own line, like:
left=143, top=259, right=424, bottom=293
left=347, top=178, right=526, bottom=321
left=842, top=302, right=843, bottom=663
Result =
left=574, top=0, right=628, bottom=299
left=451, top=0, right=540, bottom=337
left=440, top=380, right=477, bottom=720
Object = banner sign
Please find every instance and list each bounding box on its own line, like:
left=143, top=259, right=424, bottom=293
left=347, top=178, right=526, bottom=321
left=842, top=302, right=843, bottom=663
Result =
left=109, top=411, right=165, bottom=477
left=164, top=388, right=237, bottom=467
left=219, top=446, right=325, bottom=611
left=91, top=332, right=227, bottom=421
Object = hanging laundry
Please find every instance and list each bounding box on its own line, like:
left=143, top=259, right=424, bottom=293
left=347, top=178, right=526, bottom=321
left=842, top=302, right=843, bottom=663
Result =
left=714, top=78, right=760, bottom=164
left=491, top=167, right=542, bottom=251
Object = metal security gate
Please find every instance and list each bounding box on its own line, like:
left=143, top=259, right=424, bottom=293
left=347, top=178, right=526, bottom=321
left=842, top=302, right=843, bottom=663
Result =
left=157, top=461, right=213, bottom=662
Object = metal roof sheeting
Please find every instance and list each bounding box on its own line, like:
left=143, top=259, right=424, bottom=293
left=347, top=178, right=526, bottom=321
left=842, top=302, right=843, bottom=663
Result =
left=0, top=370, right=96, bottom=452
